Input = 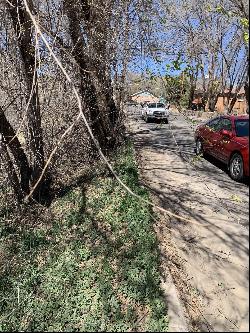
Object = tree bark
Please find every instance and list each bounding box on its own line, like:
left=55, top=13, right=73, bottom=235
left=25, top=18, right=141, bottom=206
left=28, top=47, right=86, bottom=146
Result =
left=188, top=83, right=195, bottom=109
left=0, top=134, right=24, bottom=202
left=7, top=0, right=45, bottom=188
left=82, top=0, right=119, bottom=128
left=64, top=0, right=118, bottom=150
left=116, top=2, right=130, bottom=113
left=200, top=63, right=207, bottom=108
left=0, top=109, right=31, bottom=193
left=228, top=95, right=237, bottom=113
left=208, top=94, right=219, bottom=112
left=187, top=62, right=199, bottom=110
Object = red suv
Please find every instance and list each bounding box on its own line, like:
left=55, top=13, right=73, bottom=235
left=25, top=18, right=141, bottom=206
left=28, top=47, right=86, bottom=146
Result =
left=195, top=115, right=249, bottom=181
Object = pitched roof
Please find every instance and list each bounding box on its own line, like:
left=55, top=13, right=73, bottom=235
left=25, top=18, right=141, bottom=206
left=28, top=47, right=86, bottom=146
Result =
left=130, top=90, right=157, bottom=97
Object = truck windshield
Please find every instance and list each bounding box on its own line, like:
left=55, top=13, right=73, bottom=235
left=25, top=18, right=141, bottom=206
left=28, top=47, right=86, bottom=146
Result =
left=148, top=103, right=157, bottom=108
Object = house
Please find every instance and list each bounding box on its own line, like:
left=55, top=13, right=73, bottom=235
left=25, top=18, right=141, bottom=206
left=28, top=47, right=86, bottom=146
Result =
left=129, top=91, right=159, bottom=105
left=192, top=88, right=248, bottom=114
left=215, top=88, right=247, bottom=114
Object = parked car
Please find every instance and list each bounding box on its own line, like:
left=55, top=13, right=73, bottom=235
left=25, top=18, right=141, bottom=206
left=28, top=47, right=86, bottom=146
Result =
left=141, top=102, right=169, bottom=123
left=195, top=115, right=249, bottom=181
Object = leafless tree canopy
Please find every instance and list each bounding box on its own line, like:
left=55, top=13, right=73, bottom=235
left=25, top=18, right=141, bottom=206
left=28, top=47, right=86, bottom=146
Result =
left=0, top=0, right=249, bottom=203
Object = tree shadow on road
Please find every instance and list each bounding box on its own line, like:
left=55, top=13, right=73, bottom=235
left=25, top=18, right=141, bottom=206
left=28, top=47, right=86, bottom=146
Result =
left=128, top=117, right=249, bottom=332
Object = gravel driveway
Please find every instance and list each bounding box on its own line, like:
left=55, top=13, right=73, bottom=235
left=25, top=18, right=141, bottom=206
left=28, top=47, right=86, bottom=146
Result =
left=127, top=109, right=249, bottom=332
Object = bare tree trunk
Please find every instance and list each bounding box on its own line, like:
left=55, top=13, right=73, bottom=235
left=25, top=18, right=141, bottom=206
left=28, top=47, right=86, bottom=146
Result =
left=7, top=0, right=45, bottom=191
left=201, top=61, right=210, bottom=110
left=64, top=0, right=118, bottom=149
left=0, top=110, right=31, bottom=193
left=226, top=85, right=233, bottom=109
left=228, top=95, right=237, bottom=113
left=188, top=82, right=195, bottom=109
left=206, top=56, right=215, bottom=111
left=222, top=95, right=228, bottom=112
left=0, top=134, right=24, bottom=202
left=80, top=0, right=119, bottom=127
left=228, top=64, right=248, bottom=113
left=114, top=2, right=130, bottom=113
left=200, top=63, right=207, bottom=109
left=187, top=61, right=199, bottom=109
left=208, top=94, right=219, bottom=112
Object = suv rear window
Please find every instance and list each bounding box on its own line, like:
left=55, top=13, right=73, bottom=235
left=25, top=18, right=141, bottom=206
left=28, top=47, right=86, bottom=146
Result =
left=235, top=119, right=249, bottom=137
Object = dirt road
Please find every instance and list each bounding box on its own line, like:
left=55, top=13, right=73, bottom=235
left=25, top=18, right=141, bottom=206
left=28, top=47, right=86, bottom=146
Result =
left=127, top=109, right=249, bottom=332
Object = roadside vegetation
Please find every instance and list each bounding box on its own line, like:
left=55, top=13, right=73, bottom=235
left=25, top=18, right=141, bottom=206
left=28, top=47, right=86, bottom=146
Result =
left=0, top=1, right=248, bottom=331
left=0, top=142, right=168, bottom=332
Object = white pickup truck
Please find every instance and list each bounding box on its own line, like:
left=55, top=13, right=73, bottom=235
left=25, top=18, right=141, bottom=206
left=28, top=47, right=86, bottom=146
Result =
left=141, top=102, right=170, bottom=123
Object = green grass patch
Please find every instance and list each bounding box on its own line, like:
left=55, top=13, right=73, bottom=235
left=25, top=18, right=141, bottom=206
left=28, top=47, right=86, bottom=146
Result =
left=0, top=141, right=168, bottom=332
